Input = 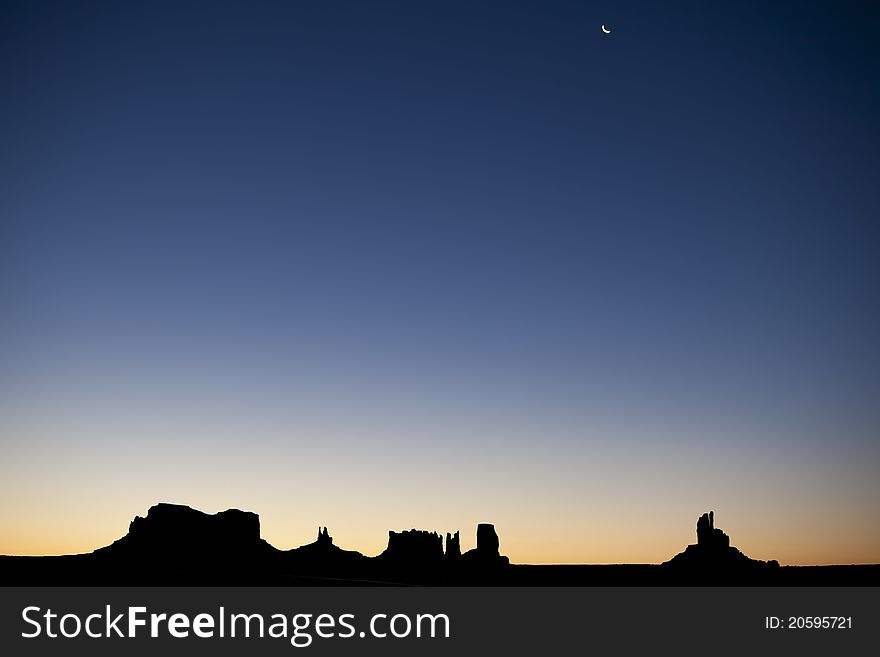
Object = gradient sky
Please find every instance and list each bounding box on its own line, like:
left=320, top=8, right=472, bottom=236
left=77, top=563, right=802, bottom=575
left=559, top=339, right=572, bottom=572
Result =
left=1, top=0, right=878, bottom=565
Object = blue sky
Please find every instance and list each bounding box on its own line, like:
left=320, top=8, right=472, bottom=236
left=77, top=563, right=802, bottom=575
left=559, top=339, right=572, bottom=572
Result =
left=1, top=1, right=878, bottom=562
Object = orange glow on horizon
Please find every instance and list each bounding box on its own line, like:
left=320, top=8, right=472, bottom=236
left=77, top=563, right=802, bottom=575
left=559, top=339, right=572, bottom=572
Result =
left=2, top=502, right=879, bottom=567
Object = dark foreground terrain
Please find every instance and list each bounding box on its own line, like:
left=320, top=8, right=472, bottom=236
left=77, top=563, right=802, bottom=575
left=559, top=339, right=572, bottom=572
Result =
left=1, top=504, right=876, bottom=586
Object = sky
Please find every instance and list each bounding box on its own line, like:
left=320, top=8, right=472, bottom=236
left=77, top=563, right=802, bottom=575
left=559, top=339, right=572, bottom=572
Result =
left=1, top=0, right=878, bottom=565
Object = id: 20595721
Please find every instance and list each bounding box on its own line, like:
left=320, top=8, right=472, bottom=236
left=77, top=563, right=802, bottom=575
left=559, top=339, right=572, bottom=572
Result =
left=765, top=616, right=852, bottom=630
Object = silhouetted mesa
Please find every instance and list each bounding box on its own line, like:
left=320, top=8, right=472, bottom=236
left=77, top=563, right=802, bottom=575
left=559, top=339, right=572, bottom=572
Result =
left=101, top=503, right=271, bottom=561
left=379, top=529, right=445, bottom=568
left=662, top=511, right=779, bottom=580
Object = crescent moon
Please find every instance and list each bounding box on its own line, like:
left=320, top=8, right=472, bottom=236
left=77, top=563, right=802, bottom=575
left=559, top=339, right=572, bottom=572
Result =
left=601, top=25, right=611, bottom=34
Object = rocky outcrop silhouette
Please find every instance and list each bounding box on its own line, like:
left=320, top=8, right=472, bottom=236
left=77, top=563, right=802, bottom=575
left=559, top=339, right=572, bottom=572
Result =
left=379, top=529, right=445, bottom=567
left=462, top=523, right=509, bottom=567
left=477, top=523, right=500, bottom=556
left=446, top=531, right=461, bottom=559
left=662, top=511, right=779, bottom=581
left=280, top=525, right=367, bottom=575
left=696, top=511, right=729, bottom=549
